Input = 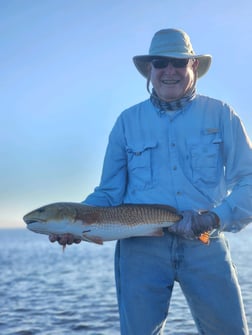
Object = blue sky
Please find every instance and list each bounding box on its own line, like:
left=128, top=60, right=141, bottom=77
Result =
left=1, top=0, right=252, bottom=228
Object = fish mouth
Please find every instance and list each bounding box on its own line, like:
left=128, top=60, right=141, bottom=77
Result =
left=23, top=218, right=47, bottom=225
left=25, top=219, right=38, bottom=225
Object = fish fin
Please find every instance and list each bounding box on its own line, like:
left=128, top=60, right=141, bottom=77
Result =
left=82, top=234, right=104, bottom=245
left=199, top=232, right=210, bottom=245
left=146, top=228, right=164, bottom=237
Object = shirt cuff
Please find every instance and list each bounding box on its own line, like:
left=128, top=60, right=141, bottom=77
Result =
left=212, top=201, right=234, bottom=231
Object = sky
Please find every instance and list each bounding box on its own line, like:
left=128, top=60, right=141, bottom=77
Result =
left=1, top=0, right=252, bottom=228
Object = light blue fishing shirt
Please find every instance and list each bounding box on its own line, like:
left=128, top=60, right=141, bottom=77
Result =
left=84, top=95, right=252, bottom=232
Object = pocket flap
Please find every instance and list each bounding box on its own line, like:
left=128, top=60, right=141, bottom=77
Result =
left=126, top=142, right=157, bottom=155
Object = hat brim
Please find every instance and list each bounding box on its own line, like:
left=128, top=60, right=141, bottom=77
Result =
left=133, top=54, right=212, bottom=78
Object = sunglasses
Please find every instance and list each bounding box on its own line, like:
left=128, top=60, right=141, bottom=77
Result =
left=151, top=58, right=189, bottom=69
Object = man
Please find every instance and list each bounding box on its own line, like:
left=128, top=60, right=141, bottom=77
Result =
left=51, top=29, right=252, bottom=334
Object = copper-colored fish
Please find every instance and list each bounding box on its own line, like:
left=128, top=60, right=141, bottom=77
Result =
left=23, top=202, right=210, bottom=245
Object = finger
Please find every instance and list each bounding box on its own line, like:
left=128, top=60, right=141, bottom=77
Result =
left=167, top=223, right=177, bottom=233
left=66, top=234, right=74, bottom=245
left=49, top=234, right=58, bottom=242
left=60, top=233, right=79, bottom=245
left=64, top=233, right=81, bottom=244
left=49, top=233, right=81, bottom=245
left=58, top=235, right=69, bottom=245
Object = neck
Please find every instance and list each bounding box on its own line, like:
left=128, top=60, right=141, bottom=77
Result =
left=150, top=86, right=196, bottom=112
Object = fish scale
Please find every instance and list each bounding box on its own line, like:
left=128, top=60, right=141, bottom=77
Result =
left=75, top=204, right=181, bottom=225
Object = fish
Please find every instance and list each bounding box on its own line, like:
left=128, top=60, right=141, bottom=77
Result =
left=23, top=202, right=210, bottom=245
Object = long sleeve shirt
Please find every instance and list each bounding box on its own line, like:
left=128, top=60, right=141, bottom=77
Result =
left=84, top=94, right=252, bottom=232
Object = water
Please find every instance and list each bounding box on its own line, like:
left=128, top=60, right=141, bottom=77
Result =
left=0, top=228, right=251, bottom=335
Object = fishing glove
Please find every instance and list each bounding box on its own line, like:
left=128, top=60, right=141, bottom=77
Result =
left=168, top=210, right=220, bottom=240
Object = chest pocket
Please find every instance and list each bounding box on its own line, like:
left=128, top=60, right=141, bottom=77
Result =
left=126, top=142, right=157, bottom=190
left=188, top=137, right=222, bottom=186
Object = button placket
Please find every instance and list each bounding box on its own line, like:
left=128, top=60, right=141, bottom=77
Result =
left=169, top=122, right=182, bottom=198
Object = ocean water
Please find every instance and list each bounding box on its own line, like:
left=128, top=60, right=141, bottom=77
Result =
left=0, top=227, right=251, bottom=335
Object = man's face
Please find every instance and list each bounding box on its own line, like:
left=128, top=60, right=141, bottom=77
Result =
left=150, top=58, right=199, bottom=101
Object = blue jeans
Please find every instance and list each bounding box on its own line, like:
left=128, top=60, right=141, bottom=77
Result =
left=114, top=231, right=249, bottom=335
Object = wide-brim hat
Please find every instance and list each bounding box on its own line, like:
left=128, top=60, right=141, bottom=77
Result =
left=133, top=28, right=212, bottom=78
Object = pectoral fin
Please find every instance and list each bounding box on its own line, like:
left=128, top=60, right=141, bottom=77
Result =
left=146, top=228, right=164, bottom=237
left=82, top=233, right=104, bottom=245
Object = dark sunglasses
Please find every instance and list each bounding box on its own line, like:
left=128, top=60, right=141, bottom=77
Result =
left=151, top=58, right=189, bottom=69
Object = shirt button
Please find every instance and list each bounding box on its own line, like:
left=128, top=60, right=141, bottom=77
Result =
left=173, top=166, right=177, bottom=170
left=176, top=191, right=181, bottom=195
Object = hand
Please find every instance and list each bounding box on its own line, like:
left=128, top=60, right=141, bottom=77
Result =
left=192, top=211, right=220, bottom=236
left=49, top=233, right=81, bottom=246
left=168, top=210, right=196, bottom=239
left=168, top=210, right=220, bottom=240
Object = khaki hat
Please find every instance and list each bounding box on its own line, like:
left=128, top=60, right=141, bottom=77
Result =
left=133, top=28, right=212, bottom=78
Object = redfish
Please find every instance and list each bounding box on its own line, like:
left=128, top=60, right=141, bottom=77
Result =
left=23, top=202, right=209, bottom=244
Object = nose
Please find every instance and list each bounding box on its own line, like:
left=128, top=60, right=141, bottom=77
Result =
left=163, top=62, right=176, bottom=73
